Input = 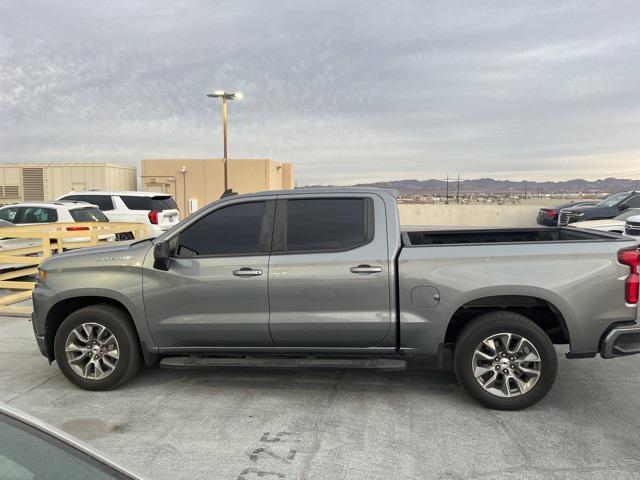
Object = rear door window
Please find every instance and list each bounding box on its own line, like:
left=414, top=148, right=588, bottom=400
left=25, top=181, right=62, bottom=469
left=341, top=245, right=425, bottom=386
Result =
left=625, top=195, right=640, bottom=208
left=279, top=198, right=372, bottom=253
left=60, top=195, right=114, bottom=211
left=14, top=207, right=58, bottom=224
left=70, top=207, right=109, bottom=222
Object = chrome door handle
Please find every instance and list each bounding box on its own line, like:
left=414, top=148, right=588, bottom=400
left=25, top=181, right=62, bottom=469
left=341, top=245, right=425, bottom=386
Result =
left=350, top=265, right=383, bottom=274
left=233, top=267, right=263, bottom=277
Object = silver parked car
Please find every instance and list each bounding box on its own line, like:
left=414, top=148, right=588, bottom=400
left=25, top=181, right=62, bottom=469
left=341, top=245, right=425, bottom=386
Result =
left=0, top=403, right=143, bottom=479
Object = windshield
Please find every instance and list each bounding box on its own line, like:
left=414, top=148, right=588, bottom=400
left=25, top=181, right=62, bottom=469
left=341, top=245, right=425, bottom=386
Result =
left=120, top=195, right=178, bottom=211
left=596, top=192, right=630, bottom=207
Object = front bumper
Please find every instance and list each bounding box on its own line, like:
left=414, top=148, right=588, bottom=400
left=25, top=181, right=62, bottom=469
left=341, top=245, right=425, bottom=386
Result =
left=601, top=325, right=640, bottom=358
left=31, top=312, right=48, bottom=357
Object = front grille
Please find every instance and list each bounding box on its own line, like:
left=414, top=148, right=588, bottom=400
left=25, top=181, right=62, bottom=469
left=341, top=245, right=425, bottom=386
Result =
left=625, top=220, right=640, bottom=236
left=558, top=210, right=572, bottom=226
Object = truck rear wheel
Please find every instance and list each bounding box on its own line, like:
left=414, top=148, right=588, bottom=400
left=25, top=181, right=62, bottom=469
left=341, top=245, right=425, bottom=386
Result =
left=53, top=305, right=141, bottom=391
left=453, top=311, right=557, bottom=410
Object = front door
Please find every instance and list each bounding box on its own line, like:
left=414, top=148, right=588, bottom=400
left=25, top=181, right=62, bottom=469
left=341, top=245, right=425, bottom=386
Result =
left=143, top=199, right=276, bottom=348
left=268, top=195, right=392, bottom=348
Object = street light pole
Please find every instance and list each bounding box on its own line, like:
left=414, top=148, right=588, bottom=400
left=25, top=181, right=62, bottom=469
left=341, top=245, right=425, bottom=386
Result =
left=207, top=90, right=242, bottom=192
left=222, top=96, right=228, bottom=161
left=222, top=96, right=228, bottom=189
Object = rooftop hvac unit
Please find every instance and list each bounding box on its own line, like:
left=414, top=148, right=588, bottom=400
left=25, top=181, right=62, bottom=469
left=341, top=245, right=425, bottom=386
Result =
left=22, top=167, right=44, bottom=201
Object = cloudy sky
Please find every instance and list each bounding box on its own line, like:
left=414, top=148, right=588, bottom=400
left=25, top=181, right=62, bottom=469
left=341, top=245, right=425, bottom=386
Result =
left=2, top=0, right=640, bottom=185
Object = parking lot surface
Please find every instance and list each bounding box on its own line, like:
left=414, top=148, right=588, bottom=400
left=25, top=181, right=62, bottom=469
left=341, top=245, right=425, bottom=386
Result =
left=2, top=314, right=640, bottom=480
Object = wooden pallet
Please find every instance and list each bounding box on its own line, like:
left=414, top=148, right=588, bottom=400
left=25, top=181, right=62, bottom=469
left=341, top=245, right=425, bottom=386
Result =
left=0, top=222, right=149, bottom=317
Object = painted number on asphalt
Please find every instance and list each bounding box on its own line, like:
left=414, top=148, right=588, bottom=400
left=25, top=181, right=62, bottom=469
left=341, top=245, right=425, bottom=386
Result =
left=236, top=432, right=300, bottom=480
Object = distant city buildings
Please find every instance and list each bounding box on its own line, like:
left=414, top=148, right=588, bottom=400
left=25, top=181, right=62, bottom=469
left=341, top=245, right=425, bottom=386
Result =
left=396, top=190, right=608, bottom=205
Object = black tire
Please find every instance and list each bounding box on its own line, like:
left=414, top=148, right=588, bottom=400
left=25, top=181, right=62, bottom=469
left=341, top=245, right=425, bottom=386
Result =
left=453, top=311, right=557, bottom=410
left=54, top=304, right=141, bottom=391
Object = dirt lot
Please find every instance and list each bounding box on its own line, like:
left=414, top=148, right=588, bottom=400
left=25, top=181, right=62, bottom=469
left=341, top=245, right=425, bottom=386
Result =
left=2, top=314, right=640, bottom=480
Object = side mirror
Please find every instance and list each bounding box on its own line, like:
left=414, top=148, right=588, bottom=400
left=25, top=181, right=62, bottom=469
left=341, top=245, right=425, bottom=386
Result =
left=153, top=241, right=171, bottom=271
left=619, top=203, right=630, bottom=211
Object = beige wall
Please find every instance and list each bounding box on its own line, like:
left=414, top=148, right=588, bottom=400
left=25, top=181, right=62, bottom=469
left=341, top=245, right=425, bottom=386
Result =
left=398, top=204, right=545, bottom=227
left=0, top=163, right=137, bottom=204
left=282, top=163, right=295, bottom=189
left=141, top=158, right=295, bottom=217
left=45, top=164, right=137, bottom=198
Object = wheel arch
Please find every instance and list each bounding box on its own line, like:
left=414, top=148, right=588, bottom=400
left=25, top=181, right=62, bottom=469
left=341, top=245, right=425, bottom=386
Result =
left=445, top=292, right=571, bottom=347
left=44, top=295, right=155, bottom=366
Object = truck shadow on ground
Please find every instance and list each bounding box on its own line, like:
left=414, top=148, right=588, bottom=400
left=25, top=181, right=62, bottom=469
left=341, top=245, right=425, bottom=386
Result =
left=125, top=364, right=462, bottom=397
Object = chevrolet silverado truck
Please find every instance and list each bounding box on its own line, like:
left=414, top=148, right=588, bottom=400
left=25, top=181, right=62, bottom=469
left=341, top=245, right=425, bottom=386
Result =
left=32, top=188, right=640, bottom=410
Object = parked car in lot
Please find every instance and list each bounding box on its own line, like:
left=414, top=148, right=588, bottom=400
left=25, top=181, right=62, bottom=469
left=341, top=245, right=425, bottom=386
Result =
left=33, top=188, right=640, bottom=410
left=558, top=191, right=640, bottom=225
left=57, top=191, right=179, bottom=238
left=570, top=209, right=640, bottom=234
left=536, top=200, right=597, bottom=226
left=625, top=215, right=640, bottom=239
left=0, top=403, right=143, bottom=479
left=0, top=201, right=116, bottom=244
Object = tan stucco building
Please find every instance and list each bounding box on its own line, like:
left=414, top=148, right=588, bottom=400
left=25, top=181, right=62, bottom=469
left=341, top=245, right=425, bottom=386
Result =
left=141, top=158, right=294, bottom=215
left=0, top=163, right=137, bottom=205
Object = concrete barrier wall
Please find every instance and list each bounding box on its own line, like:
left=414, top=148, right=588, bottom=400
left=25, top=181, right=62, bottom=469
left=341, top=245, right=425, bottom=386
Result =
left=398, top=204, right=543, bottom=227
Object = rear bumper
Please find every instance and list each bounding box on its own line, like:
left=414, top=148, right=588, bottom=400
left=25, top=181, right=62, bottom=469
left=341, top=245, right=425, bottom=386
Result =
left=536, top=216, right=557, bottom=227
left=601, top=325, right=640, bottom=358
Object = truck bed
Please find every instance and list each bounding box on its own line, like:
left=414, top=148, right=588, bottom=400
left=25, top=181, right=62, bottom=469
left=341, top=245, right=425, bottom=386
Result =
left=402, top=227, right=620, bottom=246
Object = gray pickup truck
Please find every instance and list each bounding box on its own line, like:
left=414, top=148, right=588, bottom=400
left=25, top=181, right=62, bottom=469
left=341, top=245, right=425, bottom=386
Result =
left=32, top=188, right=640, bottom=410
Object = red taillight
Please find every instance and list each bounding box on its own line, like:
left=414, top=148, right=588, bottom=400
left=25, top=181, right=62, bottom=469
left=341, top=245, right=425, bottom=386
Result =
left=148, top=210, right=159, bottom=225
left=618, top=248, right=640, bottom=304
left=546, top=209, right=557, bottom=217
left=66, top=226, right=90, bottom=231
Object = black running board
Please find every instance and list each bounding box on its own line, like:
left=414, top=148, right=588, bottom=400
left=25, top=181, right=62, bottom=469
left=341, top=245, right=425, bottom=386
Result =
left=159, top=356, right=406, bottom=371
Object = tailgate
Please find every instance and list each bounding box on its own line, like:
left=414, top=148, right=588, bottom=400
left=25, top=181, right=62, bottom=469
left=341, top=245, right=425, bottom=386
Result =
left=157, top=209, right=179, bottom=229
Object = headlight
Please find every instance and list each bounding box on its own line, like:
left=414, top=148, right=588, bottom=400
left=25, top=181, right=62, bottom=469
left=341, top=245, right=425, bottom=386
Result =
left=37, top=269, right=47, bottom=283
left=573, top=212, right=585, bottom=217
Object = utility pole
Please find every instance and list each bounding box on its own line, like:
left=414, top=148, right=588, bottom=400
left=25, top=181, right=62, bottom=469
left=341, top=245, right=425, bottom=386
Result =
left=445, top=175, right=449, bottom=204
left=457, top=174, right=461, bottom=204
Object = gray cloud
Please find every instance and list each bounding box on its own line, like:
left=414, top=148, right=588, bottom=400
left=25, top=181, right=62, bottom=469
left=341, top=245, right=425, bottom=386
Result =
left=1, top=0, right=640, bottom=184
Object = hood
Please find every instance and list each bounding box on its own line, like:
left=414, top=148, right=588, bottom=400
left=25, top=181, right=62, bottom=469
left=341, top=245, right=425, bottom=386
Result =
left=564, top=204, right=602, bottom=212
left=39, top=239, right=152, bottom=271
left=572, top=219, right=625, bottom=229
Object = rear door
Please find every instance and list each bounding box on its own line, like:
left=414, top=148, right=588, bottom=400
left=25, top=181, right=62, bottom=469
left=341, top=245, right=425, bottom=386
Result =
left=13, top=207, right=58, bottom=224
left=267, top=194, right=392, bottom=348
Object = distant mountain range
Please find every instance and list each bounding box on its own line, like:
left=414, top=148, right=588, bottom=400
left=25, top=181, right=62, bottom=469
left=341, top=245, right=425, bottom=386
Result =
left=351, top=177, right=640, bottom=195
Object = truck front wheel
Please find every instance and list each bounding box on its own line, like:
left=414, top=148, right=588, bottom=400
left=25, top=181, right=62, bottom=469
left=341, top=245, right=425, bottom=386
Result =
left=53, top=305, right=141, bottom=391
left=453, top=311, right=557, bottom=410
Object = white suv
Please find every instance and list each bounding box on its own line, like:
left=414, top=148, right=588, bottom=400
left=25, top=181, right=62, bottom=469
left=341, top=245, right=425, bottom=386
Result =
left=57, top=191, right=180, bottom=238
left=0, top=201, right=115, bottom=253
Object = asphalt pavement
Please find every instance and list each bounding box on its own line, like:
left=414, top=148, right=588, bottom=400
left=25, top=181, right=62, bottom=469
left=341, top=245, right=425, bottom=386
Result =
left=2, top=314, right=640, bottom=480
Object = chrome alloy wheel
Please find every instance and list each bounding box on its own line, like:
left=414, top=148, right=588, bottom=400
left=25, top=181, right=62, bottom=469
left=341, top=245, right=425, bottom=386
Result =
left=471, top=332, right=542, bottom=397
left=65, top=323, right=120, bottom=380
